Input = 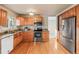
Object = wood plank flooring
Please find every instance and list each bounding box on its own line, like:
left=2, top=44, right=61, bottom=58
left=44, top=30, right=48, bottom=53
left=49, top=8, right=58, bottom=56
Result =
left=10, top=39, right=70, bottom=54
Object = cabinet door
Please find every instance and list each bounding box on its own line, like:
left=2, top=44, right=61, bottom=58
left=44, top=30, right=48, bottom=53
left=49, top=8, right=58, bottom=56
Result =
left=23, top=32, right=28, bottom=42
left=25, top=18, right=28, bottom=25
left=69, top=8, right=76, bottom=17
left=14, top=37, right=21, bottom=48
left=1, top=38, right=9, bottom=54
left=4, top=11, right=7, bottom=26
left=34, top=16, right=43, bottom=22
left=0, top=9, right=2, bottom=25
left=28, top=17, right=34, bottom=25
left=16, top=16, right=25, bottom=26
left=14, top=38, right=18, bottom=48
left=27, top=31, right=34, bottom=42
left=14, top=32, right=23, bottom=48
left=0, top=9, right=7, bottom=26
left=65, top=7, right=76, bottom=18
left=20, top=17, right=25, bottom=26
left=76, top=5, right=79, bottom=28
left=14, top=36, right=22, bottom=48
left=76, top=5, right=79, bottom=54
left=42, top=32, right=49, bottom=42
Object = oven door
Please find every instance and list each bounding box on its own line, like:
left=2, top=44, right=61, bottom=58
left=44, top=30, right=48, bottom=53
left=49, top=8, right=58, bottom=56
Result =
left=34, top=31, right=42, bottom=42
left=34, top=31, right=42, bottom=38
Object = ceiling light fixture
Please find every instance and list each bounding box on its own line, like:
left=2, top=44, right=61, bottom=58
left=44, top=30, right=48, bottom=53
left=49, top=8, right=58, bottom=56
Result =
left=29, top=12, right=34, bottom=16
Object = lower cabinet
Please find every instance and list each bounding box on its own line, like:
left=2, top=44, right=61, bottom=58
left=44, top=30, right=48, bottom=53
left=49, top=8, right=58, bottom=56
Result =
left=23, top=31, right=34, bottom=42
left=1, top=35, right=13, bottom=54
left=42, top=31, right=49, bottom=42
left=14, top=37, right=22, bottom=48
left=23, top=31, right=49, bottom=42
left=76, top=5, right=79, bottom=53
left=14, top=32, right=23, bottom=48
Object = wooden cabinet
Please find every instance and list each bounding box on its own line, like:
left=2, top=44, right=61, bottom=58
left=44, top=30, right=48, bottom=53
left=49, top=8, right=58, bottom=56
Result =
left=23, top=32, right=28, bottom=41
left=76, top=5, right=79, bottom=28
left=24, top=17, right=28, bottom=25
left=69, top=8, right=76, bottom=17
left=27, top=31, right=34, bottom=42
left=14, top=32, right=23, bottom=48
left=42, top=31, right=49, bottom=42
left=61, top=7, right=76, bottom=19
left=27, top=17, right=34, bottom=25
left=34, top=16, right=43, bottom=22
left=23, top=31, right=34, bottom=42
left=0, top=9, right=7, bottom=26
left=16, top=16, right=26, bottom=26
left=16, top=15, right=43, bottom=26
left=76, top=5, right=79, bottom=54
left=16, top=16, right=34, bottom=26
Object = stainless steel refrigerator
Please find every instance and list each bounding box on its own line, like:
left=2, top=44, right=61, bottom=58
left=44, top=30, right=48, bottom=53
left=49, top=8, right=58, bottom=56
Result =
left=61, top=16, right=76, bottom=53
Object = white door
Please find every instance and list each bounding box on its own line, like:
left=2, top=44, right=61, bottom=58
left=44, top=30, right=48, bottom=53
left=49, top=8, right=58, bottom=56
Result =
left=48, top=17, right=57, bottom=39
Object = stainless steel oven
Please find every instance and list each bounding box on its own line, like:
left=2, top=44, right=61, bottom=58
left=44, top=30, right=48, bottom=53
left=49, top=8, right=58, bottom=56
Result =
left=34, top=22, right=42, bottom=42
left=34, top=22, right=42, bottom=31
left=34, top=31, right=42, bottom=42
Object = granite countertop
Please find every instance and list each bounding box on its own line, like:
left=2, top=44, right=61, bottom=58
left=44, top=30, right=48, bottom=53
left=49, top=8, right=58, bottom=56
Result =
left=0, top=33, right=13, bottom=39
left=42, top=29, right=49, bottom=31
left=0, top=29, right=22, bottom=37
left=0, top=27, right=49, bottom=39
left=0, top=26, right=34, bottom=39
left=0, top=30, right=22, bottom=39
left=0, top=31, right=9, bottom=36
left=0, top=28, right=32, bottom=36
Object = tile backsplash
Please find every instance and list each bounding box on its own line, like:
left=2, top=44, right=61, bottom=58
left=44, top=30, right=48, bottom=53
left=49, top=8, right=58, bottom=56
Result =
left=0, top=26, right=9, bottom=32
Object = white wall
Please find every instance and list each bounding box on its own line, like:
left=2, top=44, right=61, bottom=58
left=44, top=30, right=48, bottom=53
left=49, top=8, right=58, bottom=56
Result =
left=48, top=16, right=57, bottom=39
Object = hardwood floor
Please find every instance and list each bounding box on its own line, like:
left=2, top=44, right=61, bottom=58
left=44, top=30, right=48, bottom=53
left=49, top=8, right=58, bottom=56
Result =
left=10, top=39, right=70, bottom=54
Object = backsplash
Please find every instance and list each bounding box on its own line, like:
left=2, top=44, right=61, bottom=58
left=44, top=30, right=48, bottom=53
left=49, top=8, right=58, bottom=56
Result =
left=0, top=26, right=9, bottom=33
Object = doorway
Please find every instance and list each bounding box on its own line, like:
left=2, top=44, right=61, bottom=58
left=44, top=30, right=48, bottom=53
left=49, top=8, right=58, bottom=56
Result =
left=48, top=17, right=57, bottom=39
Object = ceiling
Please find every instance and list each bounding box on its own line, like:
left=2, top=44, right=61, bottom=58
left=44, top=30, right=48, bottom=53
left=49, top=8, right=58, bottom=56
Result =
left=4, top=4, right=72, bottom=16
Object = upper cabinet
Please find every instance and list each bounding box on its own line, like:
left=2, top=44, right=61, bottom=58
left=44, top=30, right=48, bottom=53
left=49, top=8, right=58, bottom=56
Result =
left=76, top=5, right=79, bottom=54
left=34, top=16, right=43, bottom=22
left=16, top=16, right=34, bottom=26
left=0, top=9, right=7, bottom=26
left=16, top=16, right=26, bottom=26
left=69, top=7, right=76, bottom=17
left=76, top=5, right=79, bottom=28
left=16, top=15, right=43, bottom=26
left=27, top=17, right=34, bottom=25
left=61, top=7, right=76, bottom=19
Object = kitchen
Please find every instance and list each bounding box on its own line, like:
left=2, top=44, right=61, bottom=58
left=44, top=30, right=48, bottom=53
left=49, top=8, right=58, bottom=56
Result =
left=0, top=4, right=79, bottom=54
